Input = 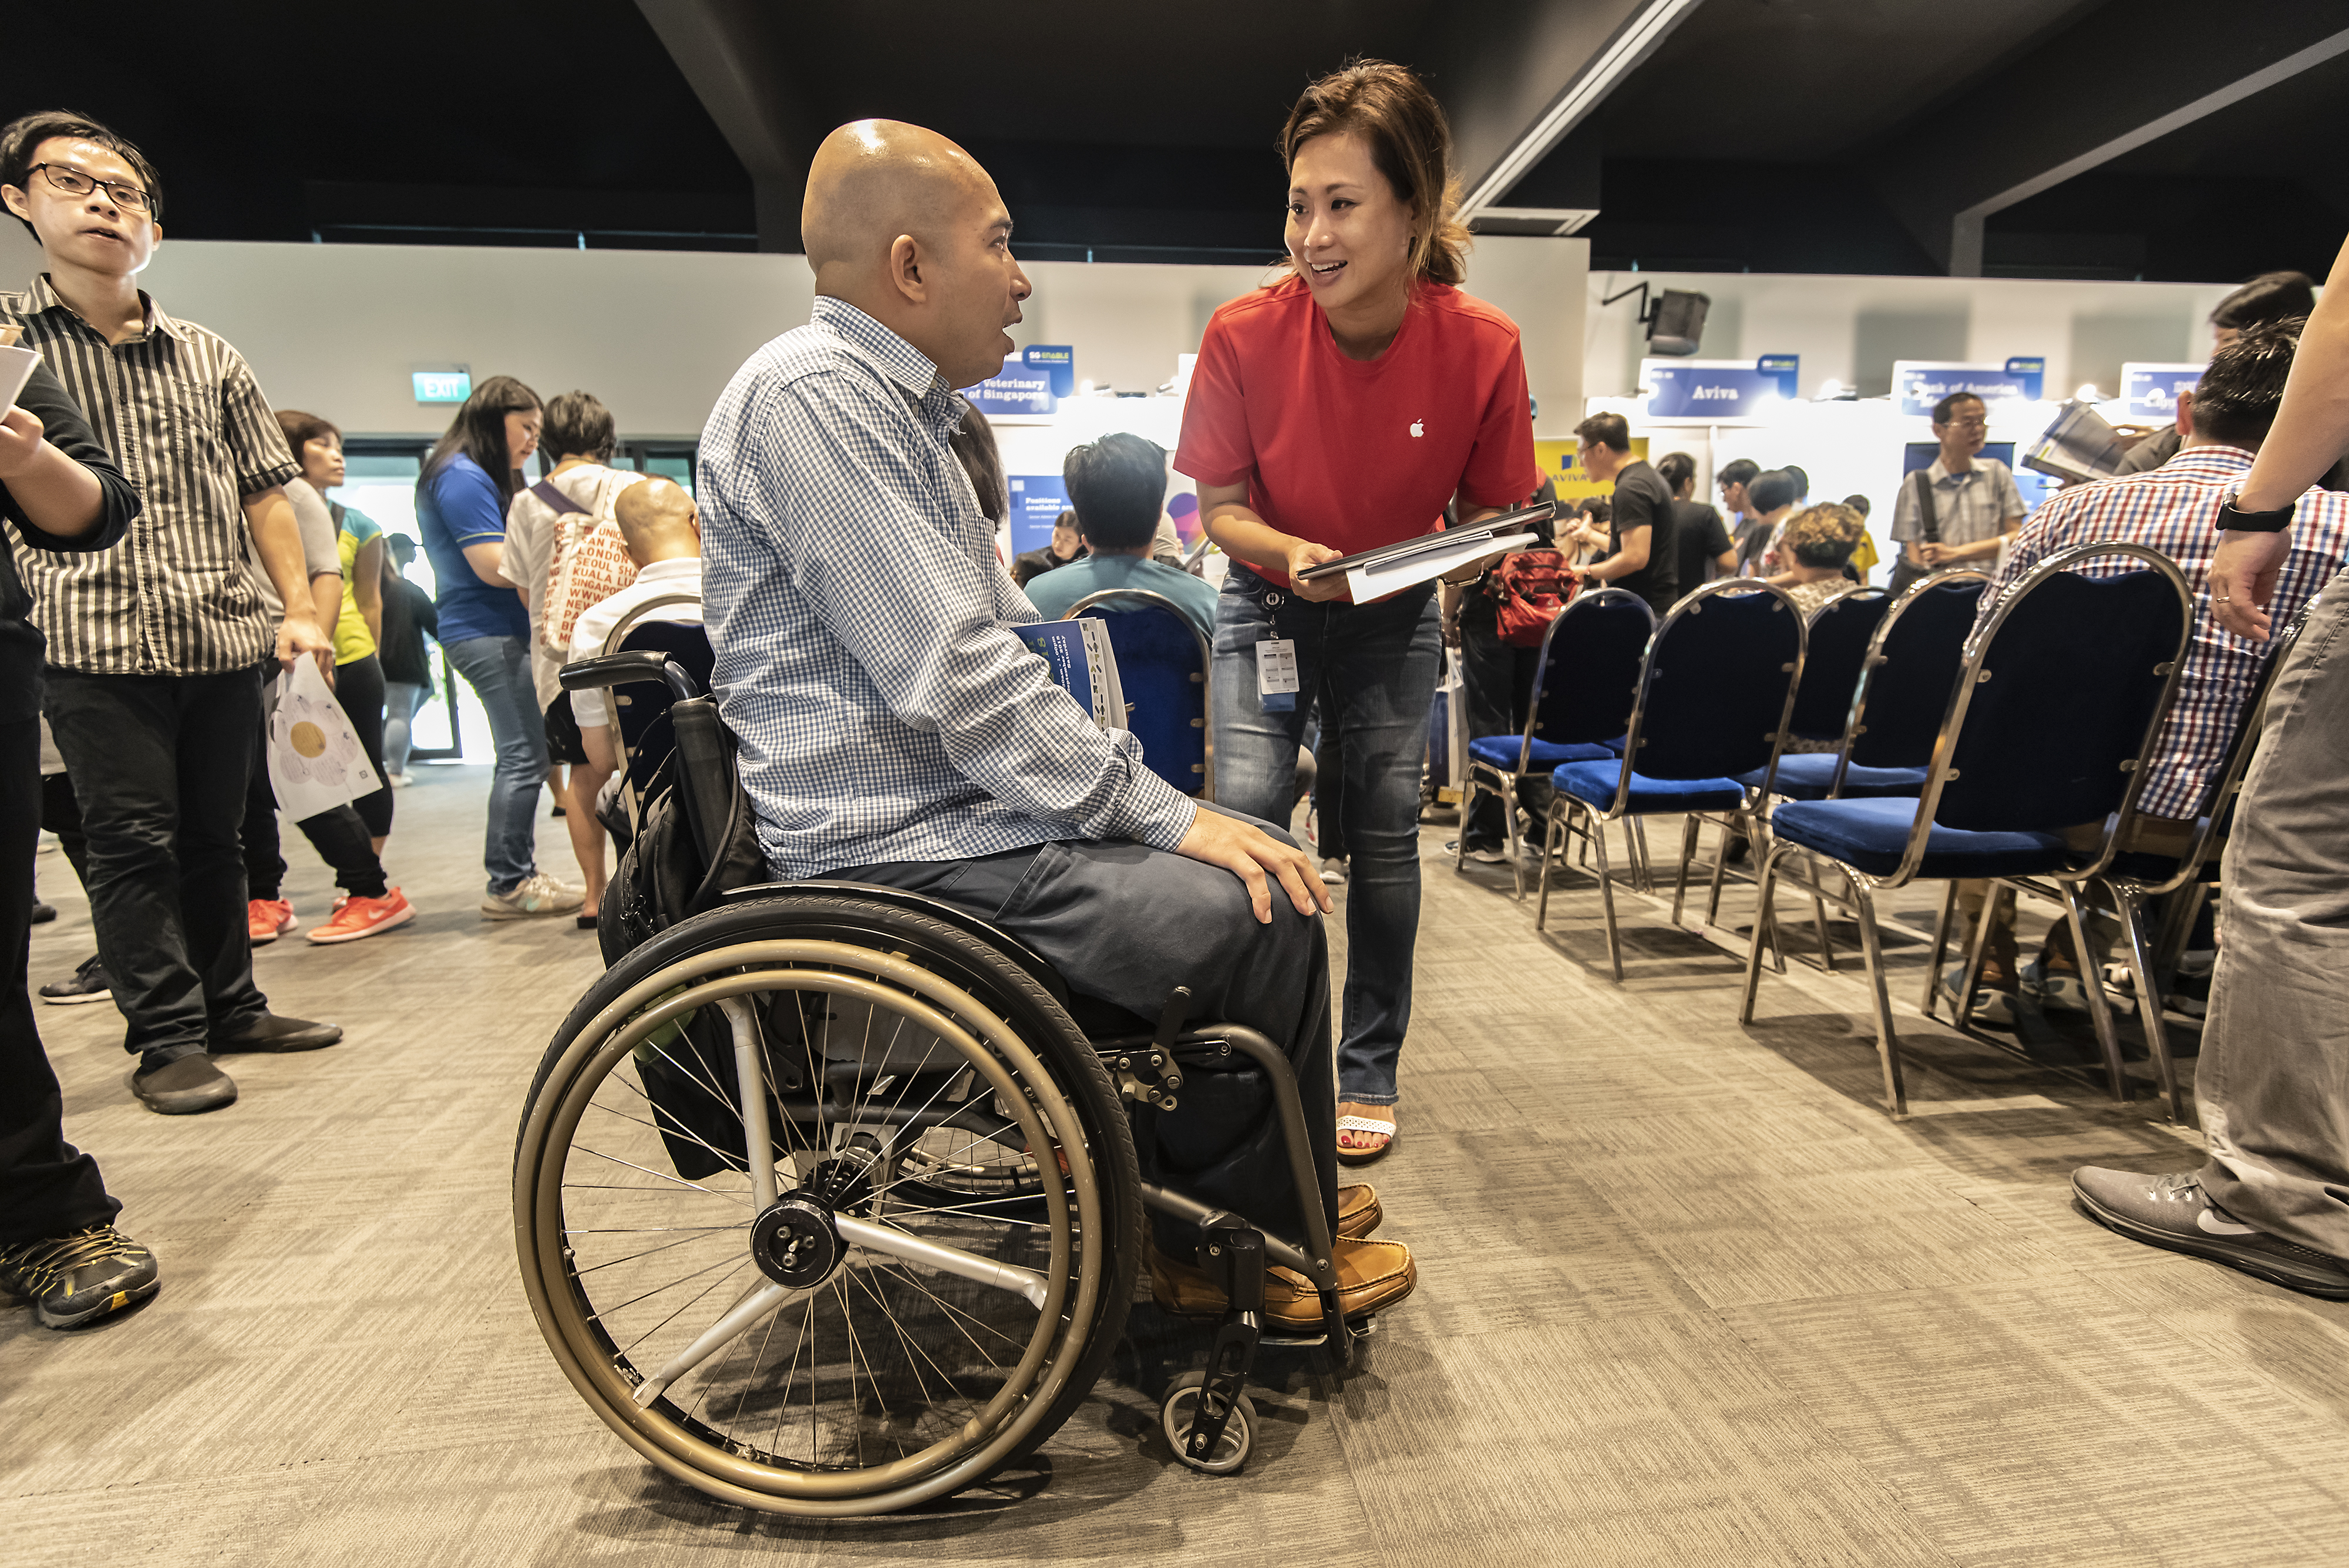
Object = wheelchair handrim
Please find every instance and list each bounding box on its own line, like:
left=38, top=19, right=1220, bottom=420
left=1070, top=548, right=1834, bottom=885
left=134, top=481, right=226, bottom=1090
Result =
left=515, top=940, right=1106, bottom=1512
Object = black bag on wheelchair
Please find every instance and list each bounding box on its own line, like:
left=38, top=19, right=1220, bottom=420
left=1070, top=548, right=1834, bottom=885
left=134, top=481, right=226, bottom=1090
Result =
left=596, top=695, right=775, bottom=1180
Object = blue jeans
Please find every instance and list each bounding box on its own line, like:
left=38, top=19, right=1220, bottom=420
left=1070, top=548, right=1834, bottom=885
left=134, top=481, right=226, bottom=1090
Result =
left=1211, top=568, right=1441, bottom=1105
left=381, top=679, right=426, bottom=777
left=444, top=635, right=546, bottom=896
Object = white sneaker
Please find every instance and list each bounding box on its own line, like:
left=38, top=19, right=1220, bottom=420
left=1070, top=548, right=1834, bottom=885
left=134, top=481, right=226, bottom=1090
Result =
left=1320, top=857, right=1349, bottom=886
left=482, top=873, right=585, bottom=920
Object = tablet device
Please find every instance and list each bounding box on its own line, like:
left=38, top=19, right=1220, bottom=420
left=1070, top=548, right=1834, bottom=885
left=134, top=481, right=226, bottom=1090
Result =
left=1292, top=500, right=1556, bottom=583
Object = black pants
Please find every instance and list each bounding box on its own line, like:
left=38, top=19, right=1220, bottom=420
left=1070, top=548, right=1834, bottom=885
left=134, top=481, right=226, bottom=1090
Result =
left=2, top=716, right=119, bottom=1244
left=244, top=719, right=386, bottom=902
left=334, top=653, right=393, bottom=839
left=837, top=805, right=1338, bottom=1255
left=41, top=767, right=89, bottom=887
left=1457, top=600, right=1554, bottom=849
left=43, top=665, right=269, bottom=1062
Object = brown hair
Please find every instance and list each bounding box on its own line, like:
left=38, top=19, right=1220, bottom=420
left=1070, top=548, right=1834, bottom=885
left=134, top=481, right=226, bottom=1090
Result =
left=1782, top=503, right=1865, bottom=568
left=541, top=390, right=617, bottom=463
left=275, top=409, right=340, bottom=472
left=1278, top=59, right=1468, bottom=288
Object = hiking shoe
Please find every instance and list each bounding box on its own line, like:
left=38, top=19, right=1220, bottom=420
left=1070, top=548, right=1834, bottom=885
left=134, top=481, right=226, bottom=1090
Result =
left=2072, top=1167, right=2349, bottom=1301
left=39, top=954, right=112, bottom=1005
left=130, top=1053, right=237, bottom=1115
left=211, top=1013, right=342, bottom=1053
left=1941, top=962, right=2021, bottom=1028
left=481, top=873, right=584, bottom=920
left=247, top=899, right=295, bottom=944
left=307, top=889, right=415, bottom=944
left=0, top=1224, right=161, bottom=1328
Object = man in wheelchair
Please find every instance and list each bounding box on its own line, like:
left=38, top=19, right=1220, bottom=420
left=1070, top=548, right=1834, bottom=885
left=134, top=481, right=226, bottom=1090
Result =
left=698, top=122, right=1415, bottom=1330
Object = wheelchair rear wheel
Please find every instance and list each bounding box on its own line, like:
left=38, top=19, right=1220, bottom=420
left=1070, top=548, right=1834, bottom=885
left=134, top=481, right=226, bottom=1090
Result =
left=516, top=893, right=1143, bottom=1516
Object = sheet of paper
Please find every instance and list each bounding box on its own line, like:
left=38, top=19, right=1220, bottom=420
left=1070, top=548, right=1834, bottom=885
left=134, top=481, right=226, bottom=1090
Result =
left=0, top=343, right=40, bottom=412
left=1345, top=530, right=1537, bottom=604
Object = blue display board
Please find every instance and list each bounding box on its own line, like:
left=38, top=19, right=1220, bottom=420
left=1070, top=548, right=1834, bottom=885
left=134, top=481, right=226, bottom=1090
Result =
left=1893, top=358, right=2045, bottom=417
left=1006, top=474, right=1071, bottom=558
left=1640, top=355, right=1800, bottom=422
left=961, top=345, right=1076, bottom=417
left=2120, top=362, right=2204, bottom=424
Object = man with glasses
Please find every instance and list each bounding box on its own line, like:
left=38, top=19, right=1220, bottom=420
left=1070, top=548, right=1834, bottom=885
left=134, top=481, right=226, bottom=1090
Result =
left=1890, top=392, right=2024, bottom=579
left=0, top=111, right=341, bottom=1118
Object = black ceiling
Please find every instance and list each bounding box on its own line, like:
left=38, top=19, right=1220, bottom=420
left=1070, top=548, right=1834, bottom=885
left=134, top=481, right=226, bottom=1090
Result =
left=2, top=0, right=2342, bottom=281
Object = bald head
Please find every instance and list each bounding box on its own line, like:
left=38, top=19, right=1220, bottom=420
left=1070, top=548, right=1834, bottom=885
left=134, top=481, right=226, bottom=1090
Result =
left=805, top=120, right=994, bottom=277
left=615, top=477, right=699, bottom=566
left=800, top=119, right=1032, bottom=391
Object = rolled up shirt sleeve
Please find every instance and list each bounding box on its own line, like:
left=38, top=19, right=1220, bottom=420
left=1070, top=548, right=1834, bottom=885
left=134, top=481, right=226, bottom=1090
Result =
left=759, top=375, right=1197, bottom=850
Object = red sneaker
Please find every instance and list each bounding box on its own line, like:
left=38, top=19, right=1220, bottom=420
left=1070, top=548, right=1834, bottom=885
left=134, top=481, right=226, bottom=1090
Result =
left=305, top=889, right=416, bottom=945
left=248, top=899, right=295, bottom=944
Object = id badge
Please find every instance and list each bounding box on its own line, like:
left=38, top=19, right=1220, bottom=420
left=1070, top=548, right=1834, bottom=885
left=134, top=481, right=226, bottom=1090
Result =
left=1257, top=637, right=1300, bottom=712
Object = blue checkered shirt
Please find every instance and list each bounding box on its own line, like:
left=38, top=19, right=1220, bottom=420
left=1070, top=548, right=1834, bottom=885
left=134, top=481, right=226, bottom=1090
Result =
left=699, top=297, right=1196, bottom=879
left=1975, top=445, right=2349, bottom=819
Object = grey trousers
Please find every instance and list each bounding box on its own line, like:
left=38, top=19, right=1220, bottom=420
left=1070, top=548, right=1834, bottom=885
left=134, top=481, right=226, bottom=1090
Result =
left=2199, top=568, right=2349, bottom=1258
left=833, top=806, right=1339, bottom=1254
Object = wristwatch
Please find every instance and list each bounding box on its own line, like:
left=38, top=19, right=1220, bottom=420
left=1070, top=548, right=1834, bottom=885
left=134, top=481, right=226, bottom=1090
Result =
left=2217, top=492, right=2296, bottom=533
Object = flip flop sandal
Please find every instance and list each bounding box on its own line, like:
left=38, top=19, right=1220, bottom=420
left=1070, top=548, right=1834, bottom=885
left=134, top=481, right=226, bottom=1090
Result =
left=1336, top=1113, right=1398, bottom=1166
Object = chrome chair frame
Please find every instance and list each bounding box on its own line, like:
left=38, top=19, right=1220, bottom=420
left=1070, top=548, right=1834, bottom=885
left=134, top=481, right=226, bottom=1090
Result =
left=1739, top=543, right=2194, bottom=1116
left=1536, top=579, right=1808, bottom=981
left=1455, top=587, right=1654, bottom=899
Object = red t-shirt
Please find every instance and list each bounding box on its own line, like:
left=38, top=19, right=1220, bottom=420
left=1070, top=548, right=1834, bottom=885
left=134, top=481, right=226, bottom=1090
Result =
left=1175, top=276, right=1540, bottom=593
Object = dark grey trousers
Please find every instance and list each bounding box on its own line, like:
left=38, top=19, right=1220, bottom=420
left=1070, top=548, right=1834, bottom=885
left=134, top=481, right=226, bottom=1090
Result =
left=833, top=807, right=1338, bottom=1254
left=2200, top=568, right=2349, bottom=1258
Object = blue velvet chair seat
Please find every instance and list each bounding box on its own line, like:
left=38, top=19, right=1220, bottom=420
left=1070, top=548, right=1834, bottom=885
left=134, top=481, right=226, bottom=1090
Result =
left=1771, top=797, right=2084, bottom=880
left=1552, top=759, right=1745, bottom=815
left=1468, top=734, right=1617, bottom=771
left=1732, top=752, right=1929, bottom=800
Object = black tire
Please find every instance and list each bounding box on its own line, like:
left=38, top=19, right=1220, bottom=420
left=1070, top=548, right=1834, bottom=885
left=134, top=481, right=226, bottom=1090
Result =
left=516, top=891, right=1142, bottom=1515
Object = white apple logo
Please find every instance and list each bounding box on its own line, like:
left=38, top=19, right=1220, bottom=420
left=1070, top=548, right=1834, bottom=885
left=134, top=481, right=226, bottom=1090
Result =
left=1409, top=419, right=1424, bottom=437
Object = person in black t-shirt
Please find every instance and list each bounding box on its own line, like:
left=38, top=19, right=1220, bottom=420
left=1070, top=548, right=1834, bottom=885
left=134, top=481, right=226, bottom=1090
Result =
left=1570, top=412, right=1678, bottom=615
left=0, top=359, right=162, bottom=1330
left=1657, top=450, right=1734, bottom=592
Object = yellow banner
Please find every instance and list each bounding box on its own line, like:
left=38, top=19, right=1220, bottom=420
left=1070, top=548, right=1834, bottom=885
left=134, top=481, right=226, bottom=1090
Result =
left=1536, top=437, right=1648, bottom=507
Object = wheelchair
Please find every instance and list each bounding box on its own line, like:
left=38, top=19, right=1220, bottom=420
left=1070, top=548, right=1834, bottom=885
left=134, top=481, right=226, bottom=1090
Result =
left=513, top=649, right=1364, bottom=1517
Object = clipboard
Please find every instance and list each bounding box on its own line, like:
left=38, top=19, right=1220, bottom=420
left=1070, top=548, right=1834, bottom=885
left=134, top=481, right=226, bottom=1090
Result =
left=1292, top=500, right=1556, bottom=583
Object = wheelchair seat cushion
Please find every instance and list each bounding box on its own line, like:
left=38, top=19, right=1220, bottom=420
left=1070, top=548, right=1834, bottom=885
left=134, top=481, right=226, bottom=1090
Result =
left=1734, top=752, right=1928, bottom=800
left=1771, top=796, right=2082, bottom=879
left=1467, top=733, right=1616, bottom=772
left=1551, top=758, right=1745, bottom=815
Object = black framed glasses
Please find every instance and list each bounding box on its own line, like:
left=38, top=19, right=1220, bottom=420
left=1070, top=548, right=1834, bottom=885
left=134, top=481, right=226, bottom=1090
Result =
left=29, top=163, right=157, bottom=216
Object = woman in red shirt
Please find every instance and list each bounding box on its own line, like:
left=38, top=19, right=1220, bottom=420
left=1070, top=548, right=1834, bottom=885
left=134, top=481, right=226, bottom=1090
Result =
left=1177, top=61, right=1539, bottom=1165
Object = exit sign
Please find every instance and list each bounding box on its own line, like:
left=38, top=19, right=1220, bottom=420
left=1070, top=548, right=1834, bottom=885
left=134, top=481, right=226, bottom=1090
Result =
left=412, top=370, right=471, bottom=403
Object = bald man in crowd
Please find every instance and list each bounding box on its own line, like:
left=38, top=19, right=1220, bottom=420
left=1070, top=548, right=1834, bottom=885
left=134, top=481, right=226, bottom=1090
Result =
left=695, top=119, right=1415, bottom=1328
left=563, top=477, right=705, bottom=874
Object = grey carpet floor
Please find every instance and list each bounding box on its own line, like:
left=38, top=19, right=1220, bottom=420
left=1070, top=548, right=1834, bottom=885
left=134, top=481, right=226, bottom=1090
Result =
left=9, top=771, right=2345, bottom=1565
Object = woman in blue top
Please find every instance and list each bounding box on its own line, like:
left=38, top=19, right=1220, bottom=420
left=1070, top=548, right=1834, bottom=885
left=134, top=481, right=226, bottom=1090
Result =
left=416, top=375, right=580, bottom=920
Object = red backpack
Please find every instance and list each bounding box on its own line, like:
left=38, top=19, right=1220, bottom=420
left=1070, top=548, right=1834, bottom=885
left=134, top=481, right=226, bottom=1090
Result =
left=1487, top=547, right=1576, bottom=647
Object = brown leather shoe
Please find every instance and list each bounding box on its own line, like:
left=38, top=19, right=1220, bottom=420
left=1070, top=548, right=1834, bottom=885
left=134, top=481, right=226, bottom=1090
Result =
left=1337, top=1182, right=1381, bottom=1239
left=1148, top=1234, right=1415, bottom=1330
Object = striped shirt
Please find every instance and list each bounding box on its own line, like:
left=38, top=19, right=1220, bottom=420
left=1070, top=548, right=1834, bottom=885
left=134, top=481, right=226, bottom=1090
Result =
left=1, top=274, right=299, bottom=675
left=1975, top=445, right=2349, bottom=819
left=699, top=296, right=1196, bottom=880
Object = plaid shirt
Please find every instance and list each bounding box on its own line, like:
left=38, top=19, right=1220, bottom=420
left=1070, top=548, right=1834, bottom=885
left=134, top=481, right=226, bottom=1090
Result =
left=2, top=275, right=299, bottom=675
left=699, top=297, right=1195, bottom=879
left=1976, top=445, right=2349, bottom=819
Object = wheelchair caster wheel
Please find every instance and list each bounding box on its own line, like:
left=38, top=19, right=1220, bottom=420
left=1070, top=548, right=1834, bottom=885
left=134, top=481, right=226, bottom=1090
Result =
left=1161, top=1371, right=1255, bottom=1475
